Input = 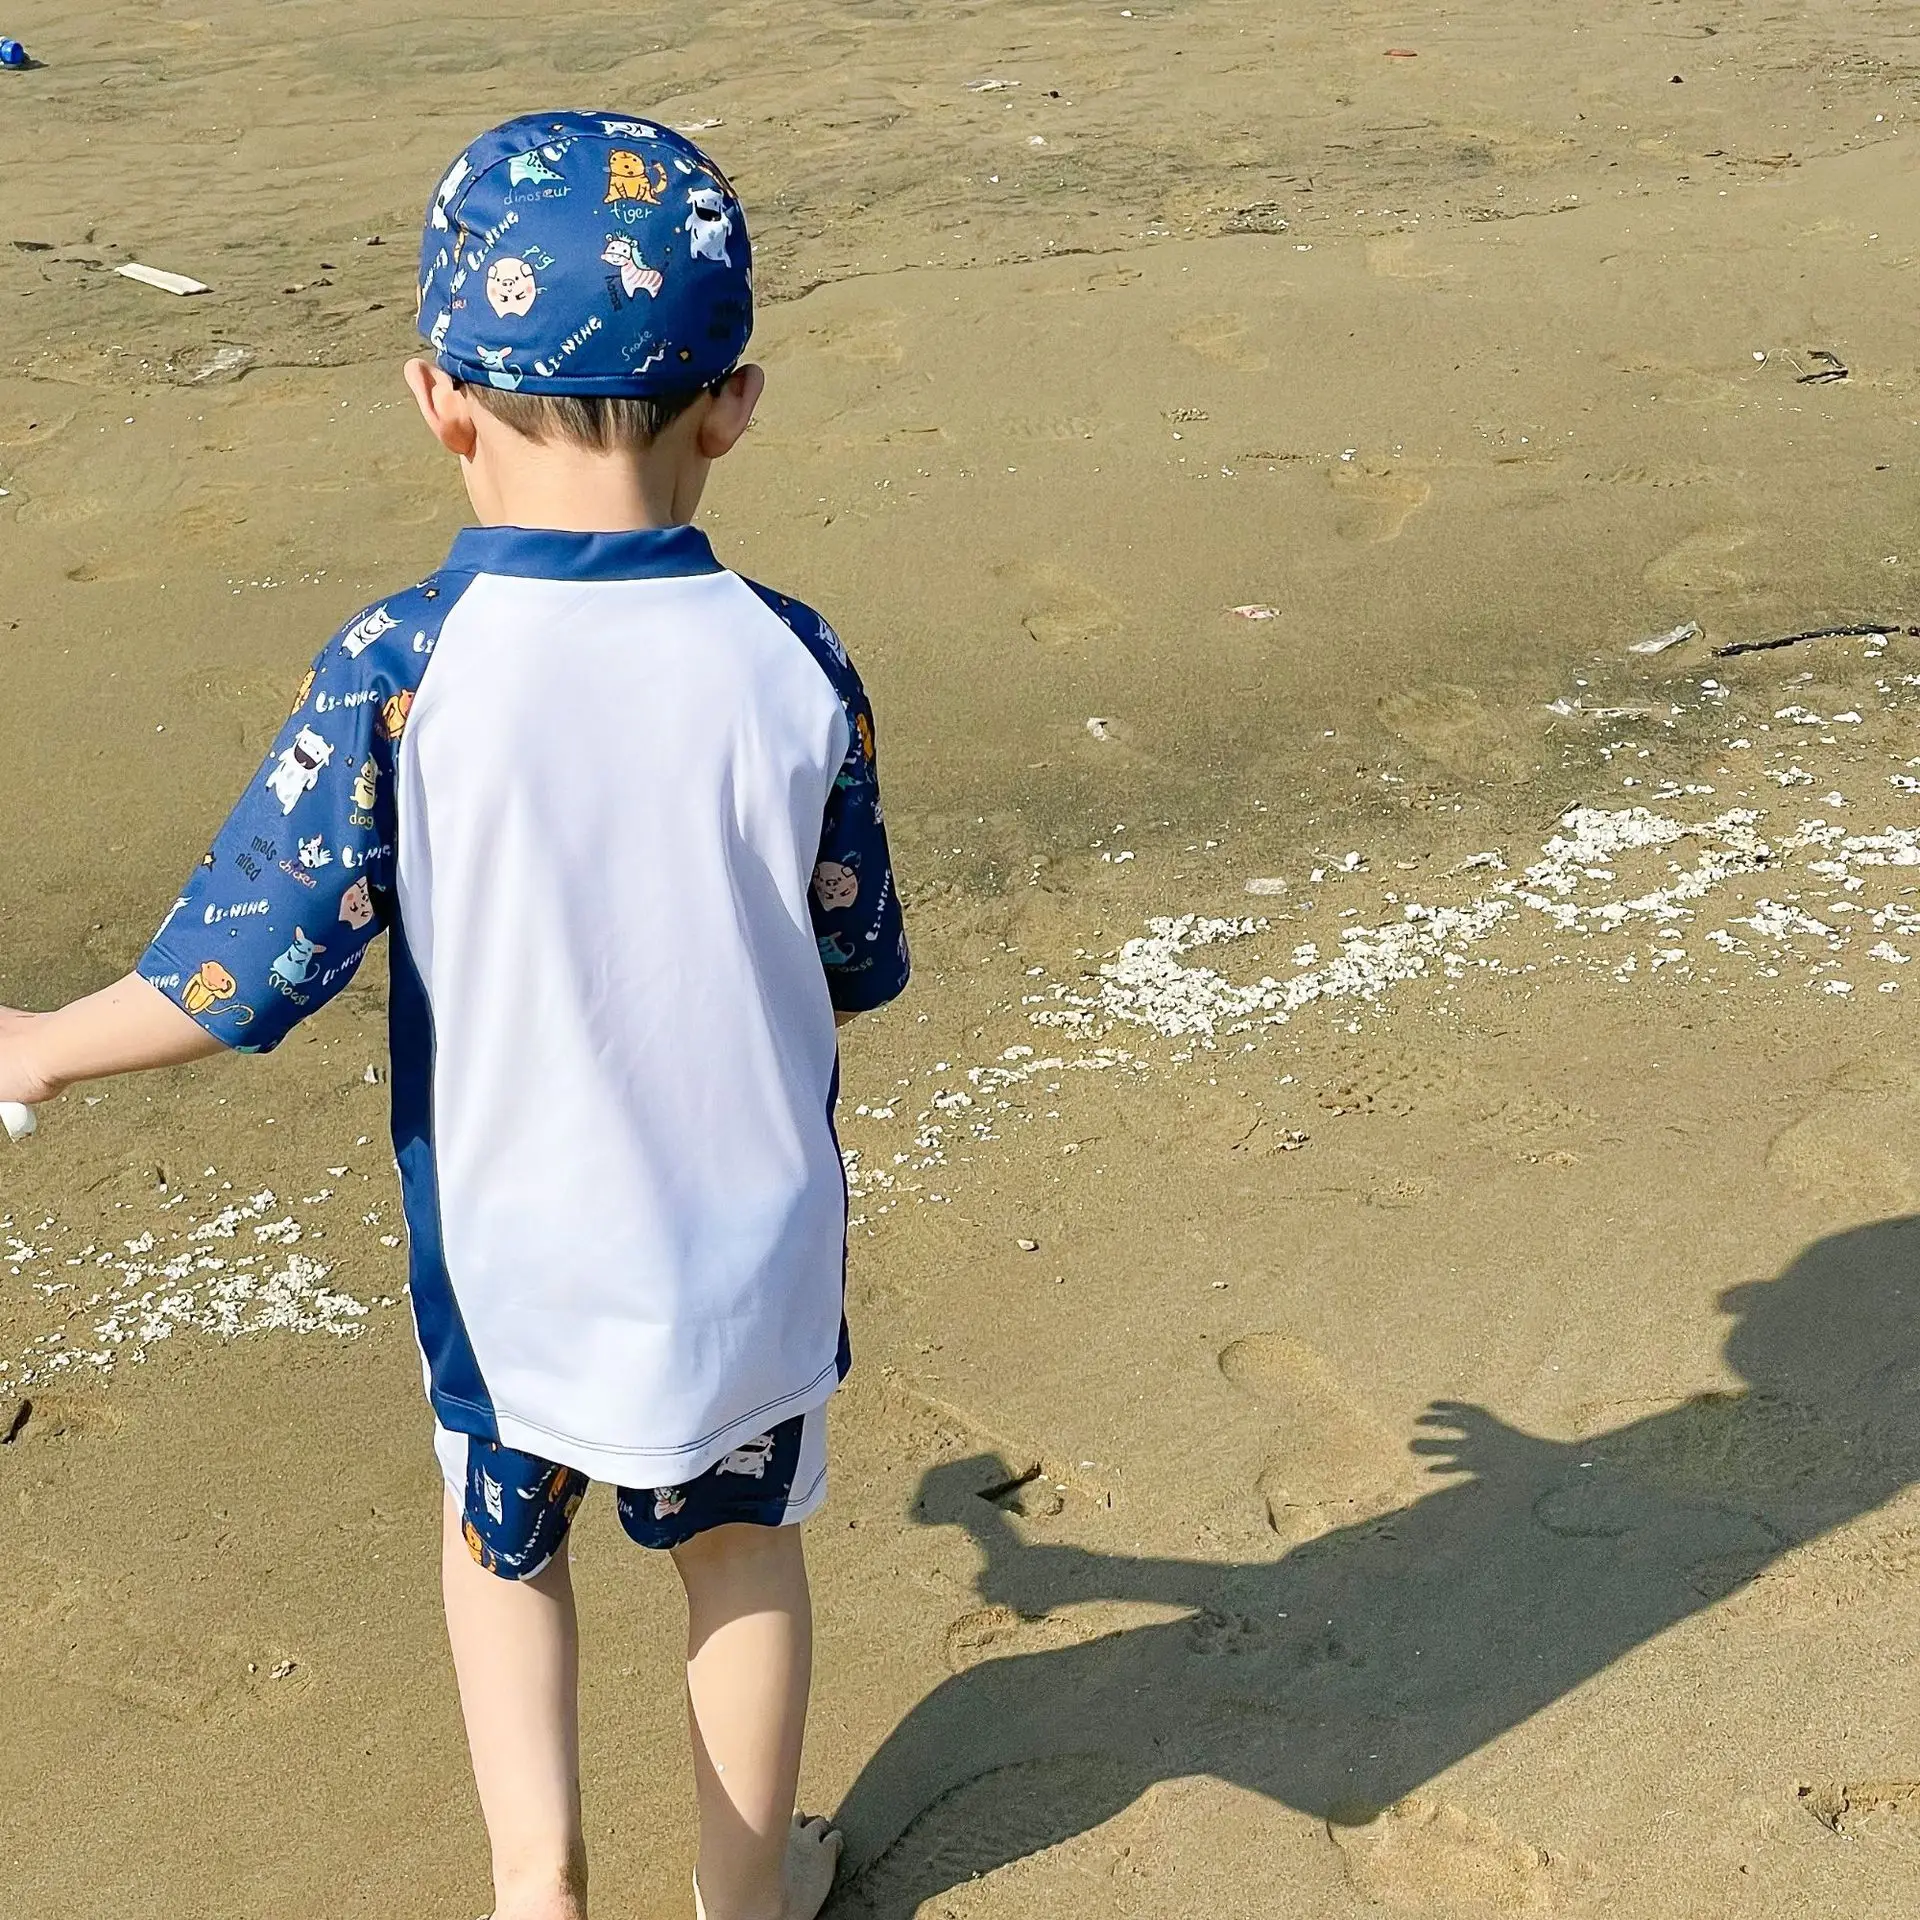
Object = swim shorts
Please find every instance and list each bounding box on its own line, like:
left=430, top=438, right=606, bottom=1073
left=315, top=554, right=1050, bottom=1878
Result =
left=437, top=1407, right=828, bottom=1579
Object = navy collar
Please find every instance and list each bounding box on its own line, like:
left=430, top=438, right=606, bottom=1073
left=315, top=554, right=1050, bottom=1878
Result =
left=447, top=523, right=722, bottom=583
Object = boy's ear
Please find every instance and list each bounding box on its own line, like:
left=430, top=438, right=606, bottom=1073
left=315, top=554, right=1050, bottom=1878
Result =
left=696, top=363, right=765, bottom=460
left=403, top=358, right=480, bottom=459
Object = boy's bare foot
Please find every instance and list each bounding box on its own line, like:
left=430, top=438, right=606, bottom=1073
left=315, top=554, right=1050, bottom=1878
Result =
left=694, top=1814, right=844, bottom=1920
left=784, top=1814, right=844, bottom=1919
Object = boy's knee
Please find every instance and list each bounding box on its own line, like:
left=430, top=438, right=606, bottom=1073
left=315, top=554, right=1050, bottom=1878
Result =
left=671, top=1519, right=803, bottom=1576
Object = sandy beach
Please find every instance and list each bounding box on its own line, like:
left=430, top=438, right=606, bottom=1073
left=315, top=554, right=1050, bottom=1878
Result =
left=5, top=1, right=1920, bottom=1913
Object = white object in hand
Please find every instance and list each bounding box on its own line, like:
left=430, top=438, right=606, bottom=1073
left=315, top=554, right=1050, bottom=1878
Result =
left=1, top=1102, right=36, bottom=1143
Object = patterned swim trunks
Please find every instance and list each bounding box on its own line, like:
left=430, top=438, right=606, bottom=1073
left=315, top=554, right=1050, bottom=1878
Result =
left=436, top=1407, right=828, bottom=1579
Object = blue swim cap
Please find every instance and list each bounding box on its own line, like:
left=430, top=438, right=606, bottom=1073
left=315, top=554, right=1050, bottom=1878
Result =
left=416, top=111, right=753, bottom=397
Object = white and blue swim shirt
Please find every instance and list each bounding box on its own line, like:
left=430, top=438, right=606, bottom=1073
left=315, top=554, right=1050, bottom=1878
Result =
left=139, top=525, right=909, bottom=1484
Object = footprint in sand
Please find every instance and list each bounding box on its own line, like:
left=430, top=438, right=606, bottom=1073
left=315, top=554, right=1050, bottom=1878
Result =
left=943, top=1603, right=1094, bottom=1673
left=806, top=307, right=907, bottom=368
left=999, top=562, right=1123, bottom=648
left=1331, top=461, right=1432, bottom=542
left=1331, top=1794, right=1599, bottom=1914
left=1218, top=1333, right=1412, bottom=1546
left=0, top=1550, right=282, bottom=1720
left=1173, top=312, right=1269, bottom=373
left=838, top=1754, right=1137, bottom=1917
left=1642, top=524, right=1759, bottom=597
left=1767, top=1087, right=1920, bottom=1218
left=1376, top=683, right=1526, bottom=782
left=1799, top=1779, right=1920, bottom=1848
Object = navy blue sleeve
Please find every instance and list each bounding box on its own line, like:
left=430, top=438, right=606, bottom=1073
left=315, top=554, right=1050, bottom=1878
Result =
left=810, top=668, right=910, bottom=1012
left=746, top=584, right=910, bottom=1014
left=137, top=583, right=453, bottom=1051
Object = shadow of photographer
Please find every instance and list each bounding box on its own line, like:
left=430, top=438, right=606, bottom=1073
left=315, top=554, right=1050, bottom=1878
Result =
left=829, top=1214, right=1920, bottom=1913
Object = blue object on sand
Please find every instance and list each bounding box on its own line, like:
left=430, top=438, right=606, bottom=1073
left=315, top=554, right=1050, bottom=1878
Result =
left=0, top=39, right=28, bottom=67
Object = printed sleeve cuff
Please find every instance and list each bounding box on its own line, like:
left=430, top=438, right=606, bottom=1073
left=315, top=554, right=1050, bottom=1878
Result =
left=136, top=942, right=287, bottom=1054
left=827, top=955, right=911, bottom=1015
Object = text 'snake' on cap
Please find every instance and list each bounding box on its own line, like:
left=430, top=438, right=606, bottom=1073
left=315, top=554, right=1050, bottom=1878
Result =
left=416, top=111, right=753, bottom=398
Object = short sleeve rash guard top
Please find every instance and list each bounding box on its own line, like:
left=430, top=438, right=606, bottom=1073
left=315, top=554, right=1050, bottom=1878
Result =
left=139, top=524, right=909, bottom=1483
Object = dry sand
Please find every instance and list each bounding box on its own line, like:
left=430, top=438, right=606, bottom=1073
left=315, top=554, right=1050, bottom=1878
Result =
left=4, top=1, right=1920, bottom=1914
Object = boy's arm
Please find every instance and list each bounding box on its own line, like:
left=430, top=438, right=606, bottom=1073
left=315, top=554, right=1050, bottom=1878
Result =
left=0, top=976, right=223, bottom=1106
left=810, top=670, right=910, bottom=1019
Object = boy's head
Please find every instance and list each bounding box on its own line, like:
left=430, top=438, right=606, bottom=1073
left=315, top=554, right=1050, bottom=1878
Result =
left=407, top=112, right=762, bottom=520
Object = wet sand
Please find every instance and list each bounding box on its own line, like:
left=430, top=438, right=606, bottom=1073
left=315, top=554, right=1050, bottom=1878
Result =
left=5, top=2, right=1920, bottom=1914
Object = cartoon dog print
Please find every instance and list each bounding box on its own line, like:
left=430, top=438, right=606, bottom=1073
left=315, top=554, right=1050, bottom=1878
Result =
left=817, top=932, right=855, bottom=967
left=352, top=758, right=379, bottom=812
left=652, top=1487, right=687, bottom=1520
left=182, top=960, right=238, bottom=1015
left=378, top=690, right=413, bottom=741
left=341, top=605, right=396, bottom=660
left=812, top=858, right=860, bottom=912
left=289, top=667, right=316, bottom=715
left=269, top=928, right=326, bottom=989
left=297, top=834, right=332, bottom=871
left=339, top=877, right=375, bottom=931
left=600, top=233, right=664, bottom=308
left=485, top=256, right=539, bottom=318
left=684, top=186, right=734, bottom=264
left=267, top=726, right=333, bottom=814
left=606, top=150, right=668, bottom=206
left=717, top=1434, right=776, bottom=1479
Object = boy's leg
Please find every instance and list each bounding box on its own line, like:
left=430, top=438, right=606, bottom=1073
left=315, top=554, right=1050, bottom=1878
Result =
left=442, top=1491, right=590, bottom=1920
left=672, top=1522, right=840, bottom=1920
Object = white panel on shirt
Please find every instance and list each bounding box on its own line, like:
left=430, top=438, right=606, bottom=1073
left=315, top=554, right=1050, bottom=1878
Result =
left=396, top=569, right=853, bottom=1483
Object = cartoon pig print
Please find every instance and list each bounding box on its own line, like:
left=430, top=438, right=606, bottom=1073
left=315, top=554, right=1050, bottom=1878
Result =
left=339, top=878, right=375, bottom=931
left=485, top=256, right=539, bottom=318
left=812, top=859, right=860, bottom=911
left=267, top=726, right=333, bottom=815
left=270, top=928, right=326, bottom=989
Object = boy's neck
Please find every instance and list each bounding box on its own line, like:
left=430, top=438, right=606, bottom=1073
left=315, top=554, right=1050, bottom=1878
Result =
left=462, top=432, right=706, bottom=535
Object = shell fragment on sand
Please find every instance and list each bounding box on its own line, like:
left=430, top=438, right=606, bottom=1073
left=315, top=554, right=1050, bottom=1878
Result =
left=1231, top=604, right=1281, bottom=620
left=115, top=262, right=210, bottom=296
left=1628, top=619, right=1702, bottom=655
left=1, top=1102, right=37, bottom=1142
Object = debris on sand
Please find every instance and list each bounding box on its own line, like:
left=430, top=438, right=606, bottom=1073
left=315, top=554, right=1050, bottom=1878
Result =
left=1628, top=619, right=1701, bottom=656
left=115, top=262, right=209, bottom=296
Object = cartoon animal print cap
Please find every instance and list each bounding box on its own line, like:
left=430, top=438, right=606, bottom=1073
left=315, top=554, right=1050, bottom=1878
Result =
left=416, top=111, right=753, bottom=398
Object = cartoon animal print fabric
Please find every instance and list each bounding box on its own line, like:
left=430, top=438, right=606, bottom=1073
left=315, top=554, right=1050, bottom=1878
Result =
left=747, top=584, right=910, bottom=1012
left=416, top=111, right=753, bottom=398
left=137, top=577, right=473, bottom=1048
left=450, top=1410, right=821, bottom=1577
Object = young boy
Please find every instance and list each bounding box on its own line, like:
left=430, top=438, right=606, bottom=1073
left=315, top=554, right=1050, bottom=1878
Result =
left=0, top=112, right=908, bottom=1920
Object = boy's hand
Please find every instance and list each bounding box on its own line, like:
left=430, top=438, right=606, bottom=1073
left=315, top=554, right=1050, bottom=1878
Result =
left=0, top=976, right=225, bottom=1106
left=0, top=1008, right=63, bottom=1108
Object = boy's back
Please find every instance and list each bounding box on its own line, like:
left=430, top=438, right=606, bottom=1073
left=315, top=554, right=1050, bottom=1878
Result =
left=143, top=523, right=905, bottom=1482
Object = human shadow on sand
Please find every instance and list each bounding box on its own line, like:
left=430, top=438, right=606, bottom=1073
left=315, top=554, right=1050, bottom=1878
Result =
left=828, top=1214, right=1920, bottom=1913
